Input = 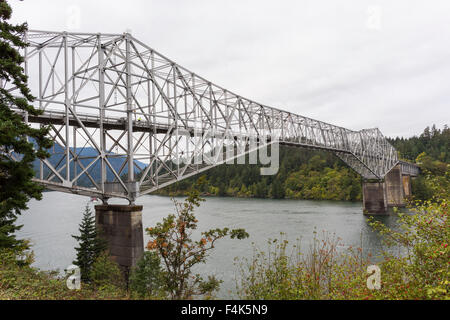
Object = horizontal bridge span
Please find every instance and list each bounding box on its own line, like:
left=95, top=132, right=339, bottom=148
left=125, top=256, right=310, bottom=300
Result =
left=17, top=108, right=352, bottom=153
left=6, top=30, right=404, bottom=201
left=398, top=161, right=420, bottom=177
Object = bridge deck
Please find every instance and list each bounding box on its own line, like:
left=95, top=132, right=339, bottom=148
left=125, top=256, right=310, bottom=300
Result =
left=19, top=108, right=354, bottom=154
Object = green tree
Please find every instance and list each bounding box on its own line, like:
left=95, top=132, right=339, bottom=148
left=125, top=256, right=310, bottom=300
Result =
left=388, top=125, right=449, bottom=163
left=89, top=251, right=125, bottom=289
left=254, top=180, right=268, bottom=198
left=72, top=204, right=107, bottom=282
left=0, top=0, right=52, bottom=251
left=412, top=151, right=449, bottom=202
left=270, top=179, right=285, bottom=199
left=129, top=251, right=165, bottom=298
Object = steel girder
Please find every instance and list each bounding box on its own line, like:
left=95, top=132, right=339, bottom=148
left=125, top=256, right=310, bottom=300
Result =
left=5, top=30, right=400, bottom=202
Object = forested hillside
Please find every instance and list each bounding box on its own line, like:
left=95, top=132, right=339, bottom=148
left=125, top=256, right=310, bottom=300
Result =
left=158, top=125, right=449, bottom=202
left=389, top=125, right=450, bottom=201
left=387, top=125, right=450, bottom=162
left=159, top=148, right=363, bottom=201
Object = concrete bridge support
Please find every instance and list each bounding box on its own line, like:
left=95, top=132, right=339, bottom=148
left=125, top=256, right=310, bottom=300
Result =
left=95, top=205, right=144, bottom=275
left=363, top=164, right=413, bottom=214
left=385, top=164, right=406, bottom=208
left=363, top=181, right=388, bottom=214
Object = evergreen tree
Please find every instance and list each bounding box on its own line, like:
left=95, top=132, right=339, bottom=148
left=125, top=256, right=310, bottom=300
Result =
left=388, top=125, right=449, bottom=162
left=0, top=0, right=52, bottom=250
left=270, top=179, right=285, bottom=199
left=72, top=204, right=107, bottom=282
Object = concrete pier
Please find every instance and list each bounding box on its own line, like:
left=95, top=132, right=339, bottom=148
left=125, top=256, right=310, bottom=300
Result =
left=363, top=181, right=388, bottom=215
left=95, top=205, right=144, bottom=272
left=362, top=163, right=417, bottom=214
left=385, top=164, right=405, bottom=208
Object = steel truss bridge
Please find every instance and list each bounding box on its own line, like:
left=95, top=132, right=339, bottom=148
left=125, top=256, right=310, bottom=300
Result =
left=6, top=30, right=418, bottom=203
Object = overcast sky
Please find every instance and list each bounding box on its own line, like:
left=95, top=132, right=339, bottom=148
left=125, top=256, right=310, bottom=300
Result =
left=9, top=0, right=450, bottom=137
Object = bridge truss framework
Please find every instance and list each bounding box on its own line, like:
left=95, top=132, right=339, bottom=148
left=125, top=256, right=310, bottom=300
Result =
left=5, top=30, right=405, bottom=203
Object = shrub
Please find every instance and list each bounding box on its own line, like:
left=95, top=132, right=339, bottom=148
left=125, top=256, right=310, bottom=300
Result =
left=129, top=251, right=165, bottom=298
left=235, top=232, right=373, bottom=300
left=236, top=196, right=449, bottom=300
left=146, top=182, right=249, bottom=299
left=369, top=199, right=449, bottom=299
left=89, top=252, right=125, bottom=290
left=0, top=249, right=126, bottom=299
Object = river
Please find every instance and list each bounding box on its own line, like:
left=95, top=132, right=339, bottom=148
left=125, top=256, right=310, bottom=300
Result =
left=16, top=191, right=402, bottom=298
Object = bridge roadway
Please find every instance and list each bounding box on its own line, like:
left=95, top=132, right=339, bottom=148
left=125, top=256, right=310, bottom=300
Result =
left=17, top=107, right=412, bottom=193
left=21, top=109, right=419, bottom=177
left=21, top=108, right=357, bottom=154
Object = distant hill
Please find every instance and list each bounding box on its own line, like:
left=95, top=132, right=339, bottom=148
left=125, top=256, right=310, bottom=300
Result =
left=33, top=142, right=147, bottom=187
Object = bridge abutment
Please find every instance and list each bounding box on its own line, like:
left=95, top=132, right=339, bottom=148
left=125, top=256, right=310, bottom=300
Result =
left=363, top=164, right=416, bottom=214
left=94, top=205, right=144, bottom=275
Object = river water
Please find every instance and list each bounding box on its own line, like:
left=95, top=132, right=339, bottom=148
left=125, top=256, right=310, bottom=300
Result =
left=16, top=192, right=402, bottom=298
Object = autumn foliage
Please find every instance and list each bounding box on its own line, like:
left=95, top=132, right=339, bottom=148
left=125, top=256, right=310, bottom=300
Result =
left=145, top=180, right=249, bottom=299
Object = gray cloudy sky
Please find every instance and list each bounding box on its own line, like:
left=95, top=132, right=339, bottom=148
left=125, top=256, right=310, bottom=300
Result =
left=10, top=0, right=450, bottom=137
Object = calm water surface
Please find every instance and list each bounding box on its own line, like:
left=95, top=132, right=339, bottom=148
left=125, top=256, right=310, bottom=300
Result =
left=16, top=192, right=401, bottom=298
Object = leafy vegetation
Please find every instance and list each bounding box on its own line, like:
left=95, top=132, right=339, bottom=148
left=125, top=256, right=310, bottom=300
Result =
left=129, top=251, right=165, bottom=298
left=235, top=231, right=374, bottom=299
left=369, top=199, right=449, bottom=299
left=0, top=249, right=127, bottom=300
left=88, top=251, right=125, bottom=290
left=236, top=194, right=449, bottom=299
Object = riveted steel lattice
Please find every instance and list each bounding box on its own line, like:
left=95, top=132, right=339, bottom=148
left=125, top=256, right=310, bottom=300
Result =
left=4, top=30, right=412, bottom=203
